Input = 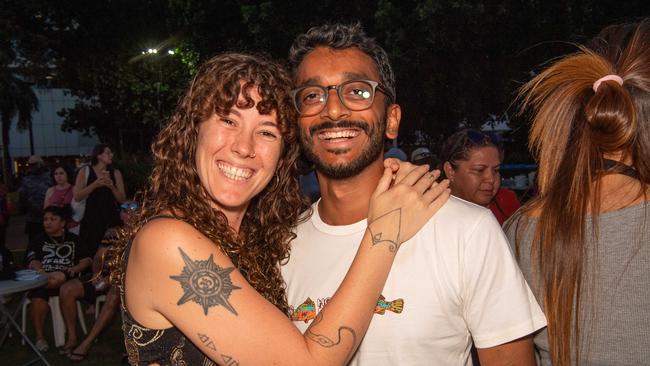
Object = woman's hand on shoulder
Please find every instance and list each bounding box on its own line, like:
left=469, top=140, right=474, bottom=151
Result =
left=369, top=164, right=450, bottom=250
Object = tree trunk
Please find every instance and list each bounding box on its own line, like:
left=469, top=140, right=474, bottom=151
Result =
left=1, top=116, right=12, bottom=189
left=28, top=121, right=34, bottom=155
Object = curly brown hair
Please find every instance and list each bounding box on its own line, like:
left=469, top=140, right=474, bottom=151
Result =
left=108, top=52, right=309, bottom=315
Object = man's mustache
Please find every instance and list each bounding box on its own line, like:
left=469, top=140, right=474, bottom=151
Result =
left=309, top=120, right=371, bottom=137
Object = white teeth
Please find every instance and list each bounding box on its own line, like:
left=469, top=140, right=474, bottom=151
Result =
left=320, top=130, right=360, bottom=140
left=218, top=163, right=253, bottom=181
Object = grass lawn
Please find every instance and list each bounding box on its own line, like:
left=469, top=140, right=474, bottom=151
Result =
left=2, top=248, right=126, bottom=365
left=2, top=292, right=126, bottom=365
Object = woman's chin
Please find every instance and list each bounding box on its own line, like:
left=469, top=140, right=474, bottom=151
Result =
left=211, top=196, right=251, bottom=214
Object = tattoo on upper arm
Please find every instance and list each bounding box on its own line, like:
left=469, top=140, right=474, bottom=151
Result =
left=170, top=248, right=241, bottom=316
left=305, top=312, right=357, bottom=363
left=367, top=208, right=402, bottom=252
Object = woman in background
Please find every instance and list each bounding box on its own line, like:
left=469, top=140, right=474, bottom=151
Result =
left=507, top=19, right=650, bottom=365
left=74, top=144, right=126, bottom=253
left=44, top=164, right=73, bottom=208
left=440, top=129, right=520, bottom=224
left=44, top=163, right=79, bottom=232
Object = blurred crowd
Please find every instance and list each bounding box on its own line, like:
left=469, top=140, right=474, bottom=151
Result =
left=1, top=144, right=133, bottom=362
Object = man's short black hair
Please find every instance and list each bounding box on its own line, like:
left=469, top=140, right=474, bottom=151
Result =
left=43, top=205, right=68, bottom=222
left=289, top=22, right=396, bottom=100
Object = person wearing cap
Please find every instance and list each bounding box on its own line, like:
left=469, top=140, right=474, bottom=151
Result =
left=411, top=147, right=435, bottom=170
left=383, top=146, right=408, bottom=161
left=19, top=155, right=52, bottom=243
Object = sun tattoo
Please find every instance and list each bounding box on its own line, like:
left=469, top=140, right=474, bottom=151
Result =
left=170, top=248, right=241, bottom=316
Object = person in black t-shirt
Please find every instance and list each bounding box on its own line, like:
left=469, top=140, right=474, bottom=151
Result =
left=25, top=205, right=92, bottom=352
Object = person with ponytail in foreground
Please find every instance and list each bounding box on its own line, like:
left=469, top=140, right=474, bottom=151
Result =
left=506, top=19, right=650, bottom=366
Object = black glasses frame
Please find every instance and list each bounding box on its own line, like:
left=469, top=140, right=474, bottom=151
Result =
left=291, top=79, right=394, bottom=116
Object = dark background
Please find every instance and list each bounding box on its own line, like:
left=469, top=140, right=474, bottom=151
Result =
left=3, top=0, right=649, bottom=169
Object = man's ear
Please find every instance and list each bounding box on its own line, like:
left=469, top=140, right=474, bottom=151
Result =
left=443, top=161, right=455, bottom=181
left=385, top=104, right=401, bottom=140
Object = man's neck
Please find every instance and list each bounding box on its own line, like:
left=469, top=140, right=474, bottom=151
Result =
left=47, top=231, right=65, bottom=240
left=316, top=158, right=384, bottom=225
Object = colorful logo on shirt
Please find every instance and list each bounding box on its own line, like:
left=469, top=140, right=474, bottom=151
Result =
left=290, top=297, right=317, bottom=323
left=375, top=295, right=404, bottom=315
left=290, top=294, right=404, bottom=323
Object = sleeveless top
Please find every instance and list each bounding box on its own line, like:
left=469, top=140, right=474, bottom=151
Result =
left=80, top=167, right=120, bottom=251
left=83, top=167, right=120, bottom=227
left=506, top=203, right=650, bottom=365
left=49, top=185, right=73, bottom=206
left=120, top=215, right=216, bottom=366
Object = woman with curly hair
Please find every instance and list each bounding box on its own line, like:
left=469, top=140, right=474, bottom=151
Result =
left=109, top=52, right=448, bottom=365
left=506, top=19, right=650, bottom=365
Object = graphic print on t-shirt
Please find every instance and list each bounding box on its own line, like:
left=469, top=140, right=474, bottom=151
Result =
left=290, top=297, right=317, bottom=323
left=375, top=295, right=404, bottom=314
left=290, top=294, right=404, bottom=323
left=41, top=240, right=76, bottom=272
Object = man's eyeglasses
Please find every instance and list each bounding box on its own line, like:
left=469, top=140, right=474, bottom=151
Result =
left=291, top=80, right=394, bottom=117
left=120, top=202, right=138, bottom=210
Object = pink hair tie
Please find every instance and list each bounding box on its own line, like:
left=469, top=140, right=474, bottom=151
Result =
left=593, top=74, right=623, bottom=93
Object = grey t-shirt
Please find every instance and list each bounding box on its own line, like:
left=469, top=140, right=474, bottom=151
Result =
left=505, top=203, right=650, bottom=366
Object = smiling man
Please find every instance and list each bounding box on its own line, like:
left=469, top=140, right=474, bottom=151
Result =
left=281, top=23, right=547, bottom=365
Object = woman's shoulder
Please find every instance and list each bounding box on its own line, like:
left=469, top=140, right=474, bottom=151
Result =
left=131, top=216, right=224, bottom=262
left=128, top=218, right=191, bottom=267
left=136, top=216, right=194, bottom=242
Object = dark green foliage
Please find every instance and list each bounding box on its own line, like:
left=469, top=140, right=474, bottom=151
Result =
left=113, top=155, right=153, bottom=199
left=6, top=0, right=650, bottom=163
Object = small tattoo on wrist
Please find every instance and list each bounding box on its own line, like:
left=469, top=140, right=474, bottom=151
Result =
left=368, top=208, right=402, bottom=252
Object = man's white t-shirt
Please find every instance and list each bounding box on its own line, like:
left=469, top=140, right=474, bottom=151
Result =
left=282, top=196, right=546, bottom=365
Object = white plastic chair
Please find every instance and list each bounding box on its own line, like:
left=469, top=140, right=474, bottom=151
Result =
left=94, top=294, right=106, bottom=321
left=21, top=296, right=88, bottom=347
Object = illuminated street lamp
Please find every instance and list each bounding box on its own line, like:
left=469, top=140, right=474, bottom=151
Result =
left=140, top=48, right=160, bottom=55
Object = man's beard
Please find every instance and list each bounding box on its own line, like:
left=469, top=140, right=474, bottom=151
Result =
left=300, top=117, right=386, bottom=179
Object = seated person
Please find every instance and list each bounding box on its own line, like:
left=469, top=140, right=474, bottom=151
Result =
left=25, top=205, right=92, bottom=352
left=59, top=200, right=137, bottom=360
